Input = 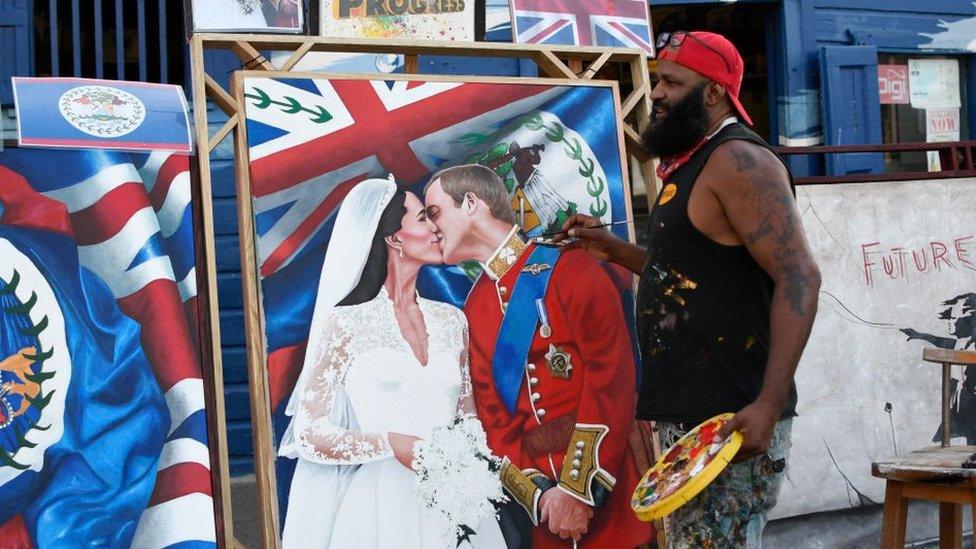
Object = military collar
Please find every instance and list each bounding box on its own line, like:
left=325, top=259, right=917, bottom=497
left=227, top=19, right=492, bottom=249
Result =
left=482, top=225, right=527, bottom=281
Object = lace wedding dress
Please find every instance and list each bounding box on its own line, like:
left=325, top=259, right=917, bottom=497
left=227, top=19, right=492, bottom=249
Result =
left=280, top=287, right=505, bottom=549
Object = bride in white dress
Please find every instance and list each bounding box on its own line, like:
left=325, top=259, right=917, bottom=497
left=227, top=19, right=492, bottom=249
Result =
left=278, top=176, right=505, bottom=549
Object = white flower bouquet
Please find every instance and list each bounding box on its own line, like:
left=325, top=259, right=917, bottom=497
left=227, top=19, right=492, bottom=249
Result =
left=412, top=417, right=509, bottom=545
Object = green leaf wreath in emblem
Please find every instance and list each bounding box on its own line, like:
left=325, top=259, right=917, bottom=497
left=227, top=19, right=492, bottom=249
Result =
left=454, top=111, right=610, bottom=219
left=0, top=269, right=55, bottom=470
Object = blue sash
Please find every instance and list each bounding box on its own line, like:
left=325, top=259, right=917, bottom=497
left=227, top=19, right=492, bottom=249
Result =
left=491, top=245, right=561, bottom=414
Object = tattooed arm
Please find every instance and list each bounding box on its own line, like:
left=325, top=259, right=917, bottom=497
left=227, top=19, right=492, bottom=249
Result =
left=707, top=140, right=822, bottom=461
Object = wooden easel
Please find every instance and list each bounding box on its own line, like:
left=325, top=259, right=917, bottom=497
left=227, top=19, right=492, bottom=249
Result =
left=873, top=348, right=976, bottom=548
left=188, top=33, right=662, bottom=549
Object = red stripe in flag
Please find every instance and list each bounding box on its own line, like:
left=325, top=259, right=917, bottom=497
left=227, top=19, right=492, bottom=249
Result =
left=268, top=342, right=307, bottom=411
left=18, top=137, right=190, bottom=152
left=148, top=462, right=213, bottom=507
left=516, top=0, right=647, bottom=19
left=607, top=21, right=652, bottom=50
left=528, top=19, right=571, bottom=43
left=149, top=155, right=190, bottom=210
left=0, top=515, right=33, bottom=549
left=70, top=183, right=149, bottom=245
left=249, top=81, right=554, bottom=197
left=259, top=173, right=366, bottom=277
left=0, top=165, right=73, bottom=237
left=118, top=279, right=200, bottom=392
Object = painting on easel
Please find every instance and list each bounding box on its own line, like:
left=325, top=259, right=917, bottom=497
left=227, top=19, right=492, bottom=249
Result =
left=234, top=71, right=655, bottom=546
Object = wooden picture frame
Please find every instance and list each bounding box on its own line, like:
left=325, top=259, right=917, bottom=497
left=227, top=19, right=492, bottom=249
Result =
left=188, top=34, right=662, bottom=547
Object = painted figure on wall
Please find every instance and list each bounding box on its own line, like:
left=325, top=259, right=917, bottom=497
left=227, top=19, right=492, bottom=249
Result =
left=901, top=292, right=976, bottom=444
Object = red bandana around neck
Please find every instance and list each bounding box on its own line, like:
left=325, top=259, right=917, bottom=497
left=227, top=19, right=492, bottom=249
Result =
left=655, top=117, right=737, bottom=181
left=655, top=136, right=709, bottom=181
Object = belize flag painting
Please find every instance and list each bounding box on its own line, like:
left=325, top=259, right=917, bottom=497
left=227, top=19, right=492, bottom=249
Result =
left=13, top=78, right=193, bottom=154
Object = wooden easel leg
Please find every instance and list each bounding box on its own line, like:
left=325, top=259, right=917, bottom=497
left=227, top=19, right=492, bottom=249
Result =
left=880, top=481, right=908, bottom=549
left=938, top=502, right=962, bottom=549
left=970, top=489, right=975, bottom=549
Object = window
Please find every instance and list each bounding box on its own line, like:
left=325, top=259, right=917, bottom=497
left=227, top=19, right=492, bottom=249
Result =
left=878, top=53, right=969, bottom=172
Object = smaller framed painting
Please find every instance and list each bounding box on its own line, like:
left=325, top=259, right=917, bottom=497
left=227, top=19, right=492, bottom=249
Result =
left=189, top=0, right=305, bottom=33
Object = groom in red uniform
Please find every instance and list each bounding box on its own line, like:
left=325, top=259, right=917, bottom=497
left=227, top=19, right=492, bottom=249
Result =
left=424, top=164, right=650, bottom=548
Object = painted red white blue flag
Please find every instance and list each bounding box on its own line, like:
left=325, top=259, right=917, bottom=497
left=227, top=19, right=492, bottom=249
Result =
left=0, top=149, right=217, bottom=547
left=510, top=0, right=654, bottom=53
left=13, top=78, right=193, bottom=153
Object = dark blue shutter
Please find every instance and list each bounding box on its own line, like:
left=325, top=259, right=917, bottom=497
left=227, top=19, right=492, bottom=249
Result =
left=819, top=45, right=884, bottom=175
left=0, top=0, right=31, bottom=105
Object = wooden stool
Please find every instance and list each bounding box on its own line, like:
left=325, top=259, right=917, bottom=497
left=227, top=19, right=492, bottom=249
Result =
left=872, top=348, right=976, bottom=548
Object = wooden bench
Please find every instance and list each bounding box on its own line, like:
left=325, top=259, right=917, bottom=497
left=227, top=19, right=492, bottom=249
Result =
left=872, top=348, right=976, bottom=548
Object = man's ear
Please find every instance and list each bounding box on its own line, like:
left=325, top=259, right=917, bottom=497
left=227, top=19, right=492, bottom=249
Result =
left=463, top=191, right=478, bottom=215
left=705, top=81, right=727, bottom=107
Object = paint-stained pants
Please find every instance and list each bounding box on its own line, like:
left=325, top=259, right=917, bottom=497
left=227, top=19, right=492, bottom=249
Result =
left=657, top=419, right=793, bottom=549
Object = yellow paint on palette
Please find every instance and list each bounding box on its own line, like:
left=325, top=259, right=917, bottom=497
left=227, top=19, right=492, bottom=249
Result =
left=658, top=183, right=677, bottom=205
left=631, top=413, right=743, bottom=522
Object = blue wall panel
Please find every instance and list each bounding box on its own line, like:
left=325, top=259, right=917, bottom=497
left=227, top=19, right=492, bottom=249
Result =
left=0, top=0, right=32, bottom=104
left=772, top=0, right=976, bottom=176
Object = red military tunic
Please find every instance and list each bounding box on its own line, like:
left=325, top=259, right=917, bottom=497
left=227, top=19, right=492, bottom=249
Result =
left=465, top=229, right=651, bottom=548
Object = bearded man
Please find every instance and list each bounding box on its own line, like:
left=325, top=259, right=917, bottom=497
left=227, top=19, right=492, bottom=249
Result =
left=559, top=31, right=821, bottom=547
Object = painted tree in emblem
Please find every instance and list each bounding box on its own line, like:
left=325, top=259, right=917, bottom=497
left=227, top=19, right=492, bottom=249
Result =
left=457, top=110, right=610, bottom=234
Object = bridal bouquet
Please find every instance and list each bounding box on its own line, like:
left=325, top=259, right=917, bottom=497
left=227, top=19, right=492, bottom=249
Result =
left=412, top=417, right=509, bottom=544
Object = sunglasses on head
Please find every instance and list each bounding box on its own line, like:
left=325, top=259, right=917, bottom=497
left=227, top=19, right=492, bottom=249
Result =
left=655, top=31, right=732, bottom=73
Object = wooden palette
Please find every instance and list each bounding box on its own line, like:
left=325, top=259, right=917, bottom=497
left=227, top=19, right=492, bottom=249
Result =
left=632, top=413, right=743, bottom=521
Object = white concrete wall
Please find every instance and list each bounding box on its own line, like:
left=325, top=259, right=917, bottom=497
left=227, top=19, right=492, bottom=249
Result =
left=774, top=177, right=976, bottom=519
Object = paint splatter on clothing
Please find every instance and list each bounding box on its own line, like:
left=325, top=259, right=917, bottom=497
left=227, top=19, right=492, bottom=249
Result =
left=635, top=123, right=797, bottom=425
left=658, top=419, right=793, bottom=549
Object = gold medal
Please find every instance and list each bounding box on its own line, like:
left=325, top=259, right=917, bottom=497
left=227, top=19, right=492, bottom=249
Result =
left=545, top=344, right=572, bottom=378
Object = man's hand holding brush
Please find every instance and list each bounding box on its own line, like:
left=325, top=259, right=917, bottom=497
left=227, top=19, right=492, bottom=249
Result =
left=554, top=214, right=649, bottom=274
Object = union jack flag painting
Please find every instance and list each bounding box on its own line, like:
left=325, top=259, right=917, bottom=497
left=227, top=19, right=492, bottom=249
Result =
left=0, top=149, right=220, bottom=547
left=510, top=0, right=654, bottom=53
left=239, top=74, right=636, bottom=524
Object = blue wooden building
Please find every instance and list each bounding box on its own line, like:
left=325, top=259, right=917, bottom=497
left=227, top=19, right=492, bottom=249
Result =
left=1, top=0, right=975, bottom=475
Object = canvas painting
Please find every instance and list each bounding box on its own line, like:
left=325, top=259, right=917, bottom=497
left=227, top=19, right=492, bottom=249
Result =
left=509, top=0, right=653, bottom=53
left=191, top=0, right=304, bottom=33
left=319, top=0, right=474, bottom=40
left=237, top=72, right=656, bottom=546
left=0, top=149, right=222, bottom=547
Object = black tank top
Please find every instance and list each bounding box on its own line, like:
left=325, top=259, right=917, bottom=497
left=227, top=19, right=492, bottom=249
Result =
left=635, top=123, right=798, bottom=424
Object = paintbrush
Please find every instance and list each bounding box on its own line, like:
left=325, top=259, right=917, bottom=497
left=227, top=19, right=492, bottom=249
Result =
left=536, top=219, right=633, bottom=238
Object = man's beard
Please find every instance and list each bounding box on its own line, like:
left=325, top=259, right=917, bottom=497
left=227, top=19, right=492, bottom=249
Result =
left=641, top=84, right=709, bottom=159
